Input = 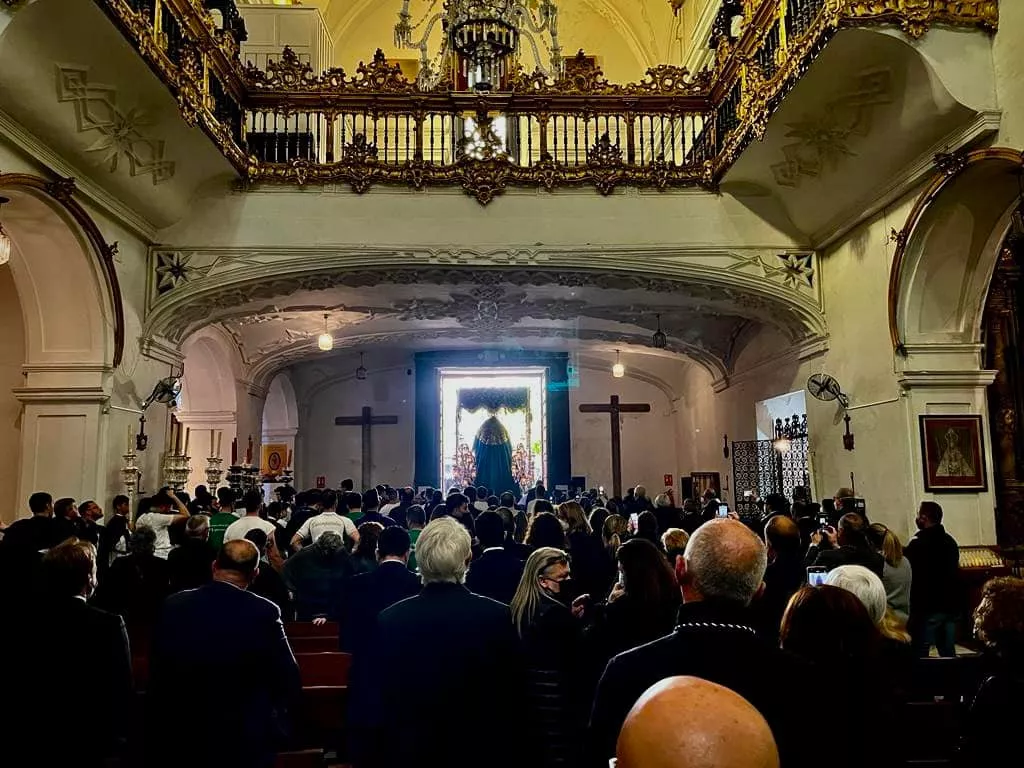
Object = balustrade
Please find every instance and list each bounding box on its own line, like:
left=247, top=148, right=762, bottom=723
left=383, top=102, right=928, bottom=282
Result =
left=92, top=0, right=1000, bottom=202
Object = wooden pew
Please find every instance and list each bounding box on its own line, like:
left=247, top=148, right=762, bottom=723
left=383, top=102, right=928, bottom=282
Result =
left=286, top=621, right=339, bottom=638
left=290, top=635, right=340, bottom=654
left=296, top=652, right=352, bottom=687
left=294, top=685, right=348, bottom=756
left=275, top=747, right=326, bottom=767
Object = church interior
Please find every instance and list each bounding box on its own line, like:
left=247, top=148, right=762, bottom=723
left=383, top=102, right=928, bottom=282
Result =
left=2, top=0, right=1024, bottom=765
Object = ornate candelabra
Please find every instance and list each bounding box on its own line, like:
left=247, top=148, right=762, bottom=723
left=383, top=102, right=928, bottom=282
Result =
left=121, top=450, right=141, bottom=513
left=205, top=455, right=225, bottom=492
left=161, top=451, right=191, bottom=492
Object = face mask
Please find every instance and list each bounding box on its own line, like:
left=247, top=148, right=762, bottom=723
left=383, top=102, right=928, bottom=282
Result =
left=544, top=577, right=575, bottom=606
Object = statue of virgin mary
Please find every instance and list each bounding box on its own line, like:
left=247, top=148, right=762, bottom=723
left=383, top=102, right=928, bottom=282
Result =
left=472, top=415, right=519, bottom=497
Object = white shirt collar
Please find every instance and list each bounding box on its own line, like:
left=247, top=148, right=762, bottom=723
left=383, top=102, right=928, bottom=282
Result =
left=483, top=546, right=504, bottom=554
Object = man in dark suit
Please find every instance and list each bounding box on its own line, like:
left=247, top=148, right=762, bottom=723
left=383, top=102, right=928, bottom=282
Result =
left=7, top=538, right=133, bottom=767
left=147, top=540, right=301, bottom=768
left=358, top=487, right=398, bottom=528
left=343, top=526, right=422, bottom=768
left=588, top=519, right=812, bottom=768
left=0, top=492, right=61, bottom=598
left=754, top=515, right=806, bottom=642
left=368, top=518, right=524, bottom=768
left=806, top=512, right=884, bottom=576
left=167, top=514, right=214, bottom=592
left=341, top=525, right=420, bottom=652
left=99, top=494, right=132, bottom=575
left=466, top=510, right=524, bottom=604
left=905, top=500, right=961, bottom=657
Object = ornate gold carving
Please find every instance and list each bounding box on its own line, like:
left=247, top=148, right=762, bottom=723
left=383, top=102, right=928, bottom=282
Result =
left=44, top=176, right=77, bottom=203
left=841, top=0, right=999, bottom=40
left=94, top=0, right=1001, bottom=202
left=934, top=149, right=970, bottom=177
left=244, top=47, right=415, bottom=93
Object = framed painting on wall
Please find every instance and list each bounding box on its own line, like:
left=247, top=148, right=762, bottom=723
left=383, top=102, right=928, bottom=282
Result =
left=691, top=472, right=721, bottom=499
left=919, top=415, right=988, bottom=493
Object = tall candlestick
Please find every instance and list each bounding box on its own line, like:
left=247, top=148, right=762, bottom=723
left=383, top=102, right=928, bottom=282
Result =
left=216, top=430, right=223, bottom=459
left=209, top=429, right=215, bottom=458
left=231, top=437, right=238, bottom=465
left=246, top=435, right=253, bottom=465
left=174, top=421, right=182, bottom=455
left=184, top=427, right=191, bottom=457
left=128, top=425, right=133, bottom=453
left=287, top=449, right=293, bottom=469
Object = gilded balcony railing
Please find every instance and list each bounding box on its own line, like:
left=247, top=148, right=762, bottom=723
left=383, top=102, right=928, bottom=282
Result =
left=93, top=0, right=999, bottom=204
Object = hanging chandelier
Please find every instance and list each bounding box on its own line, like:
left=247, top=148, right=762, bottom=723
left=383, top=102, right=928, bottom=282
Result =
left=317, top=313, right=333, bottom=352
left=395, top=0, right=562, bottom=91
left=652, top=314, right=667, bottom=349
left=0, top=197, right=11, bottom=267
left=356, top=352, right=368, bottom=380
left=612, top=350, right=625, bottom=379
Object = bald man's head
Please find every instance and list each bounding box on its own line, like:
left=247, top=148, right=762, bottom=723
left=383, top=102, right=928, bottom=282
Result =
left=679, top=519, right=767, bottom=606
left=617, top=676, right=779, bottom=768
left=765, top=515, right=801, bottom=555
left=213, top=539, right=260, bottom=587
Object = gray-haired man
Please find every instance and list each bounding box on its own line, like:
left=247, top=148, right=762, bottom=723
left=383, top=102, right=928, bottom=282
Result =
left=365, top=517, right=524, bottom=768
left=588, top=519, right=813, bottom=768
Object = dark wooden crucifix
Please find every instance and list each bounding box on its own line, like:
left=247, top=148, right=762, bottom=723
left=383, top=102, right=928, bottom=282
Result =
left=578, top=394, right=652, bottom=499
left=334, top=406, right=398, bottom=492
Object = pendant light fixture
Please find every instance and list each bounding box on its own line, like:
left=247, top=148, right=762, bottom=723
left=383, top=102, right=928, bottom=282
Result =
left=612, top=349, right=625, bottom=378
left=356, top=352, right=368, bottom=380
left=0, top=197, right=11, bottom=267
left=652, top=313, right=667, bottom=349
left=317, top=313, right=333, bottom=352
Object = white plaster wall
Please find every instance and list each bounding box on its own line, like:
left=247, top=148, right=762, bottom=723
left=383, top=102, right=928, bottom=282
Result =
left=994, top=0, right=1024, bottom=149
left=0, top=265, right=25, bottom=521
left=570, top=368, right=678, bottom=494
left=292, top=353, right=416, bottom=490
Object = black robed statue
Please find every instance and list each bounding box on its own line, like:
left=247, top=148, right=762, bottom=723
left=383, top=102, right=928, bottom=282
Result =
left=472, top=415, right=519, bottom=497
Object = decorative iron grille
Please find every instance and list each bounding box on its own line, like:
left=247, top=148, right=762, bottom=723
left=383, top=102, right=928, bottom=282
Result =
left=732, top=436, right=810, bottom=517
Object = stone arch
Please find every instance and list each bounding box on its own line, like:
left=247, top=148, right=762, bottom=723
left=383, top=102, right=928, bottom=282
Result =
left=262, top=372, right=299, bottom=481
left=889, top=148, right=1024, bottom=352
left=0, top=173, right=123, bottom=511
left=0, top=174, right=122, bottom=367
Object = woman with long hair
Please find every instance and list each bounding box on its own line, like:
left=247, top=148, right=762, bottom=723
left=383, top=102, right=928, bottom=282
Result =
left=601, top=514, right=628, bottom=554
left=867, top=522, right=913, bottom=624
left=526, top=511, right=567, bottom=551
left=587, top=538, right=680, bottom=666
left=511, top=548, right=587, bottom=768
left=963, top=577, right=1024, bottom=767
left=559, top=501, right=608, bottom=600
left=780, top=585, right=900, bottom=767
left=351, top=521, right=384, bottom=574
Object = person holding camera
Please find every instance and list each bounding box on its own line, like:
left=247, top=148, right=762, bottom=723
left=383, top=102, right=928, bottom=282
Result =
left=806, top=512, right=884, bottom=577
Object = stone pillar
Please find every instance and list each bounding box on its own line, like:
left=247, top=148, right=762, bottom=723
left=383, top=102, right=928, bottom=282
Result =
left=13, top=366, right=110, bottom=516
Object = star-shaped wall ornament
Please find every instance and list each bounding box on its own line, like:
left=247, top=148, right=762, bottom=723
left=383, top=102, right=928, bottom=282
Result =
left=155, top=251, right=194, bottom=293
left=777, top=253, right=814, bottom=289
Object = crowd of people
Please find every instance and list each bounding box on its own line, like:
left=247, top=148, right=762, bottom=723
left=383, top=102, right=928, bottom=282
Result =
left=0, top=480, right=1022, bottom=768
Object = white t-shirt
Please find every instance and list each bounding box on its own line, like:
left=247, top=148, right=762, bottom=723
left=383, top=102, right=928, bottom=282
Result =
left=296, top=511, right=357, bottom=544
left=473, top=500, right=489, bottom=513
left=136, top=512, right=179, bottom=559
left=224, top=515, right=277, bottom=543
left=380, top=502, right=400, bottom=518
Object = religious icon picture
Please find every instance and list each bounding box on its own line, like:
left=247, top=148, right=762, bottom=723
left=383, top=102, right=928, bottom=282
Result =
left=261, top=443, right=289, bottom=480
left=918, top=415, right=987, bottom=493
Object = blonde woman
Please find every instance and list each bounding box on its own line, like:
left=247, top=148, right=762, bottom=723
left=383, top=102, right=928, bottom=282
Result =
left=511, top=547, right=587, bottom=768
left=867, top=522, right=913, bottom=624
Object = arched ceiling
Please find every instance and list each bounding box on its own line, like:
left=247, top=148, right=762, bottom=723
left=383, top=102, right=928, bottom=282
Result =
left=305, top=0, right=686, bottom=82
left=154, top=257, right=825, bottom=391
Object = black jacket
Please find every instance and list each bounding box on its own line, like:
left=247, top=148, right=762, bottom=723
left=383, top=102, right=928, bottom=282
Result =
left=370, top=583, right=525, bottom=768
left=148, top=581, right=301, bottom=768
left=754, top=549, right=806, bottom=641
left=466, top=546, right=524, bottom=604
left=810, top=543, right=885, bottom=577
left=566, top=531, right=613, bottom=601
left=905, top=524, right=960, bottom=615
left=588, top=600, right=813, bottom=768
left=7, top=597, right=133, bottom=767
left=282, top=546, right=354, bottom=620
left=167, top=538, right=215, bottom=593
left=340, top=560, right=421, bottom=653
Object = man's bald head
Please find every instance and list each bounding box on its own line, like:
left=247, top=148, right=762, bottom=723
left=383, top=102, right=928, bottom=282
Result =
left=214, top=540, right=260, bottom=586
left=764, top=515, right=800, bottom=555
left=617, top=676, right=779, bottom=768
left=679, top=519, right=767, bottom=606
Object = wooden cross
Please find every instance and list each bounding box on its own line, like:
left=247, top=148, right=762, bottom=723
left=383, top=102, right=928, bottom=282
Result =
left=334, top=406, right=398, bottom=492
left=578, top=395, right=652, bottom=499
